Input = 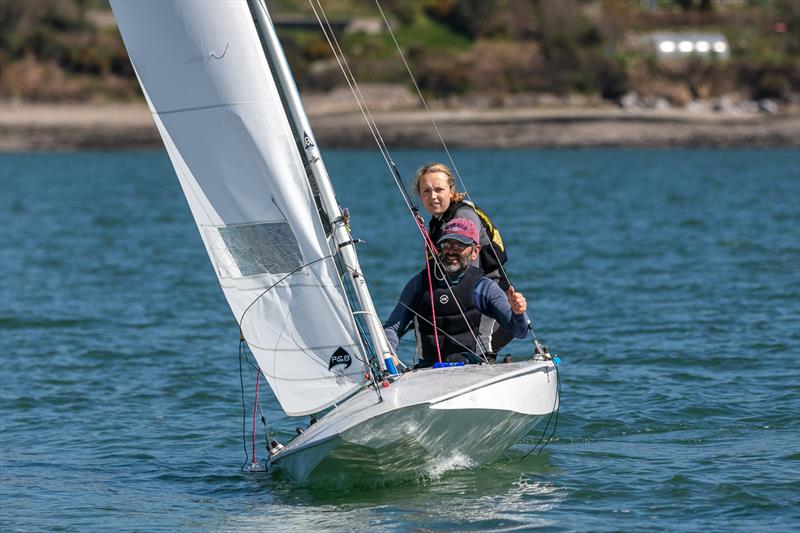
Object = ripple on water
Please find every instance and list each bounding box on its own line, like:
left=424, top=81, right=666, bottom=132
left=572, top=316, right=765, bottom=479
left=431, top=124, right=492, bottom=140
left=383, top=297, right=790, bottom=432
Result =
left=2, top=150, right=799, bottom=531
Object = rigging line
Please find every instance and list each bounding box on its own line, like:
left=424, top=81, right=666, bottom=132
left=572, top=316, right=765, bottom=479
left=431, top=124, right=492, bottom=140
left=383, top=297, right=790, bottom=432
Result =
left=237, top=253, right=334, bottom=332
left=413, top=213, right=487, bottom=360
left=239, top=341, right=250, bottom=471
left=528, top=370, right=558, bottom=455
left=239, top=343, right=270, bottom=467
left=251, top=371, right=261, bottom=466
left=236, top=252, right=378, bottom=386
left=407, top=208, right=470, bottom=327
left=351, top=311, right=398, bottom=383
left=240, top=345, right=270, bottom=430
left=522, top=364, right=560, bottom=459
left=528, top=322, right=541, bottom=344
left=352, top=238, right=487, bottom=362
left=333, top=255, right=379, bottom=369
left=309, top=1, right=485, bottom=359
left=538, top=381, right=560, bottom=454
left=434, top=260, right=489, bottom=360
left=372, top=0, right=467, bottom=196
left=423, top=237, right=443, bottom=363
left=308, top=1, right=457, bottom=276
left=243, top=358, right=280, bottom=420
left=534, top=373, right=560, bottom=455
left=308, top=0, right=423, bottom=223
left=336, top=277, right=386, bottom=394
left=323, top=257, right=379, bottom=376
left=307, top=1, right=480, bottom=357
left=372, top=0, right=517, bottom=294
left=343, top=263, right=484, bottom=361
left=310, top=0, right=393, bottom=162
left=306, top=0, right=408, bottom=211
left=347, top=322, right=386, bottom=400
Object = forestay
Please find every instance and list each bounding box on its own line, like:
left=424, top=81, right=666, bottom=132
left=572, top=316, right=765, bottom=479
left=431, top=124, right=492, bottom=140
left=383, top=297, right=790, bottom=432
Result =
left=111, top=0, right=368, bottom=415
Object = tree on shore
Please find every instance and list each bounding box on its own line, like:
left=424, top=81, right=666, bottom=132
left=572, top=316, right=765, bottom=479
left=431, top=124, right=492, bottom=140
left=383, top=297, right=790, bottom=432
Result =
left=0, top=0, right=797, bottom=105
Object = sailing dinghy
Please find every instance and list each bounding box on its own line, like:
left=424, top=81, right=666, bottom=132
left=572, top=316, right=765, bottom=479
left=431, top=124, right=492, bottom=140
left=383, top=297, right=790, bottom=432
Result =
left=111, top=0, right=559, bottom=483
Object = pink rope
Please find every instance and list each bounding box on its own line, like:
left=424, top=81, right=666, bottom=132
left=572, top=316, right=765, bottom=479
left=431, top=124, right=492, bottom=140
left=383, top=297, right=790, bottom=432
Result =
left=417, top=214, right=440, bottom=260
left=251, top=371, right=261, bottom=465
left=415, top=214, right=442, bottom=364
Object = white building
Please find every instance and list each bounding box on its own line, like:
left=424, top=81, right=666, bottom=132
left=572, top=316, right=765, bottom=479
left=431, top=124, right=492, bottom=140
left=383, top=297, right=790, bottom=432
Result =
left=651, top=32, right=730, bottom=59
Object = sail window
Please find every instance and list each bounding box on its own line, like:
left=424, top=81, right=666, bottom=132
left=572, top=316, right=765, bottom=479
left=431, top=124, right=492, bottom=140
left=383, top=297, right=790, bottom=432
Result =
left=209, top=222, right=304, bottom=278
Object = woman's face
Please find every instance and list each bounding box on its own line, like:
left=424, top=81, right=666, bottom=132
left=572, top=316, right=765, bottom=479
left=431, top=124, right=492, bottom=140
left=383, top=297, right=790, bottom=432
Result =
left=418, top=172, right=453, bottom=217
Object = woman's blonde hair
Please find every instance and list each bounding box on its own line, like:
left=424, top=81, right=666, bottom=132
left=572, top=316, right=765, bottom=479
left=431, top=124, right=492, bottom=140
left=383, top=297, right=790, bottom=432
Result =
left=411, top=162, right=465, bottom=203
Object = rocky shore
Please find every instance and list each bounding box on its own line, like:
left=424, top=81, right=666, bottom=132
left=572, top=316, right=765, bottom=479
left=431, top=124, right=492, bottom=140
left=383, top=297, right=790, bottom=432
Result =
left=2, top=97, right=798, bottom=151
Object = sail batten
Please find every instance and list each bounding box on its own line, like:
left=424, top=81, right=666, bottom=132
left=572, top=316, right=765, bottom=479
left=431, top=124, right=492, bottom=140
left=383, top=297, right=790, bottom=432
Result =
left=153, top=102, right=270, bottom=115
left=112, top=0, right=369, bottom=416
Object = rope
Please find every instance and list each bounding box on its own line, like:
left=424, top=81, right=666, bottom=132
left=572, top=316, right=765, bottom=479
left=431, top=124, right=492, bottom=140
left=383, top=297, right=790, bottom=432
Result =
left=307, top=0, right=441, bottom=254
left=307, top=0, right=411, bottom=212
left=239, top=340, right=249, bottom=471
left=308, top=0, right=486, bottom=361
left=343, top=263, right=485, bottom=362
left=423, top=235, right=442, bottom=364
left=523, top=363, right=560, bottom=458
left=372, top=0, right=466, bottom=193
left=249, top=372, right=261, bottom=466
left=413, top=211, right=486, bottom=361
left=408, top=217, right=485, bottom=361
left=372, top=0, right=517, bottom=297
left=238, top=254, right=334, bottom=331
left=251, top=371, right=261, bottom=466
left=240, top=338, right=269, bottom=471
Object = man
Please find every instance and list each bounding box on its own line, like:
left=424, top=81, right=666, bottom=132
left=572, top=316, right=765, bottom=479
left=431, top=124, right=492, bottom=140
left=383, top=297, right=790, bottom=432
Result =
left=383, top=218, right=530, bottom=368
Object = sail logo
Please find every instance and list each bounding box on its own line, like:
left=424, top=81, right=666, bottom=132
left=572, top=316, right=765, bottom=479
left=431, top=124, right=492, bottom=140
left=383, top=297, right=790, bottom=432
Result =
left=328, top=347, right=352, bottom=371
left=303, top=132, right=315, bottom=150
left=439, top=295, right=449, bottom=304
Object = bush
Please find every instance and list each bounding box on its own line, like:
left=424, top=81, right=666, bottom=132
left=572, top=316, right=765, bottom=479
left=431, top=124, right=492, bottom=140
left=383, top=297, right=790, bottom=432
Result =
left=424, top=0, right=500, bottom=39
left=588, top=53, right=629, bottom=101
left=416, top=50, right=470, bottom=96
left=739, top=61, right=800, bottom=101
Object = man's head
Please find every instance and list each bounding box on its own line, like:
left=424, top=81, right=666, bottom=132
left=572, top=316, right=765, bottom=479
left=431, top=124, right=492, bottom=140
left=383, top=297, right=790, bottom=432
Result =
left=437, top=218, right=481, bottom=274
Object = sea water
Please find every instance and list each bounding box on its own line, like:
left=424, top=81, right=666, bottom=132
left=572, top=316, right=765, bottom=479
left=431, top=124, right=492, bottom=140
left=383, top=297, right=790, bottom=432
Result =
left=1, top=149, right=798, bottom=531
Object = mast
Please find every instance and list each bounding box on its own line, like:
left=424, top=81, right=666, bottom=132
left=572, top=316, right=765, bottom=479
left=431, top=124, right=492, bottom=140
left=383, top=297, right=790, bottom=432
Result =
left=250, top=0, right=394, bottom=373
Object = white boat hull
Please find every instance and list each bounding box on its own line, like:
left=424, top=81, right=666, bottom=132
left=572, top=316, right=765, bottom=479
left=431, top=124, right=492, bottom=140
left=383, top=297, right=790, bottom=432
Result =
left=269, top=359, right=559, bottom=483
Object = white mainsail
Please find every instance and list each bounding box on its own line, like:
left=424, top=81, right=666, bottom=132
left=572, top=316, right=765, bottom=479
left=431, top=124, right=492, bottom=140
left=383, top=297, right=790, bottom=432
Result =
left=111, top=0, right=371, bottom=415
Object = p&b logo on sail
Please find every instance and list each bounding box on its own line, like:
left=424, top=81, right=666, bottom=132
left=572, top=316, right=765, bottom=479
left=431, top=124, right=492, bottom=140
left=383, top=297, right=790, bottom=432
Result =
left=328, top=347, right=352, bottom=371
left=303, top=132, right=315, bottom=150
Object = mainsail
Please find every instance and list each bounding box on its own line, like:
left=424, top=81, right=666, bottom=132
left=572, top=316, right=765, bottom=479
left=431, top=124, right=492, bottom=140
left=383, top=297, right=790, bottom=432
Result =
left=111, top=0, right=372, bottom=415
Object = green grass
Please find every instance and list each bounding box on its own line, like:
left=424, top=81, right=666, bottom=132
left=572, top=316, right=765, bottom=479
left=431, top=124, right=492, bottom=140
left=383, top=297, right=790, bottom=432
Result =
left=392, top=17, right=471, bottom=51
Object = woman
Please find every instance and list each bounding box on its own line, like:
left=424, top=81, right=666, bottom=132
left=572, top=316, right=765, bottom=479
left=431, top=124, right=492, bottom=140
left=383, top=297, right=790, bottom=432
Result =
left=411, top=162, right=513, bottom=355
left=412, top=162, right=508, bottom=288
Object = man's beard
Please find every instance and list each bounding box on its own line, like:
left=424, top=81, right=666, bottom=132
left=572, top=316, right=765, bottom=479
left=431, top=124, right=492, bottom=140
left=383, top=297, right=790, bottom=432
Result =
left=441, top=252, right=470, bottom=275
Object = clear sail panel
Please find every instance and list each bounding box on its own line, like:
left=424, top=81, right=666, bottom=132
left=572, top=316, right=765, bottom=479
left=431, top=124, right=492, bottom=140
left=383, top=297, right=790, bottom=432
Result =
left=210, top=222, right=304, bottom=278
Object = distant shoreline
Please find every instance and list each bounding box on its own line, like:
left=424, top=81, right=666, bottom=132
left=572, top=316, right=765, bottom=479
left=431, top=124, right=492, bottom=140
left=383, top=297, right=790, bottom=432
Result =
left=1, top=101, right=798, bottom=151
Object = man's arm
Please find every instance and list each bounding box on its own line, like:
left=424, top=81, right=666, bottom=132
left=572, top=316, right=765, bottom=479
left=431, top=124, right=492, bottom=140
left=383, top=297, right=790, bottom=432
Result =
left=473, top=277, right=529, bottom=339
left=382, top=273, right=424, bottom=353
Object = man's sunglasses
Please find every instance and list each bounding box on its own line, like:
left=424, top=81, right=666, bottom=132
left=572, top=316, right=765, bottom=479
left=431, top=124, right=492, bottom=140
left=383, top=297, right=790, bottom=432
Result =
left=439, top=240, right=472, bottom=252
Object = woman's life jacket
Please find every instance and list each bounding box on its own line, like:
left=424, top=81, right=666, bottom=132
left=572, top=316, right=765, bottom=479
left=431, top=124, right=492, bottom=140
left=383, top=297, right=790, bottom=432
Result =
left=412, top=265, right=484, bottom=362
left=428, top=200, right=509, bottom=289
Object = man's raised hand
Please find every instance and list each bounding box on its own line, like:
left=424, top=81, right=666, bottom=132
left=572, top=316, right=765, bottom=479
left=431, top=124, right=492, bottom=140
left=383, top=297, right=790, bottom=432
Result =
left=506, top=286, right=527, bottom=315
